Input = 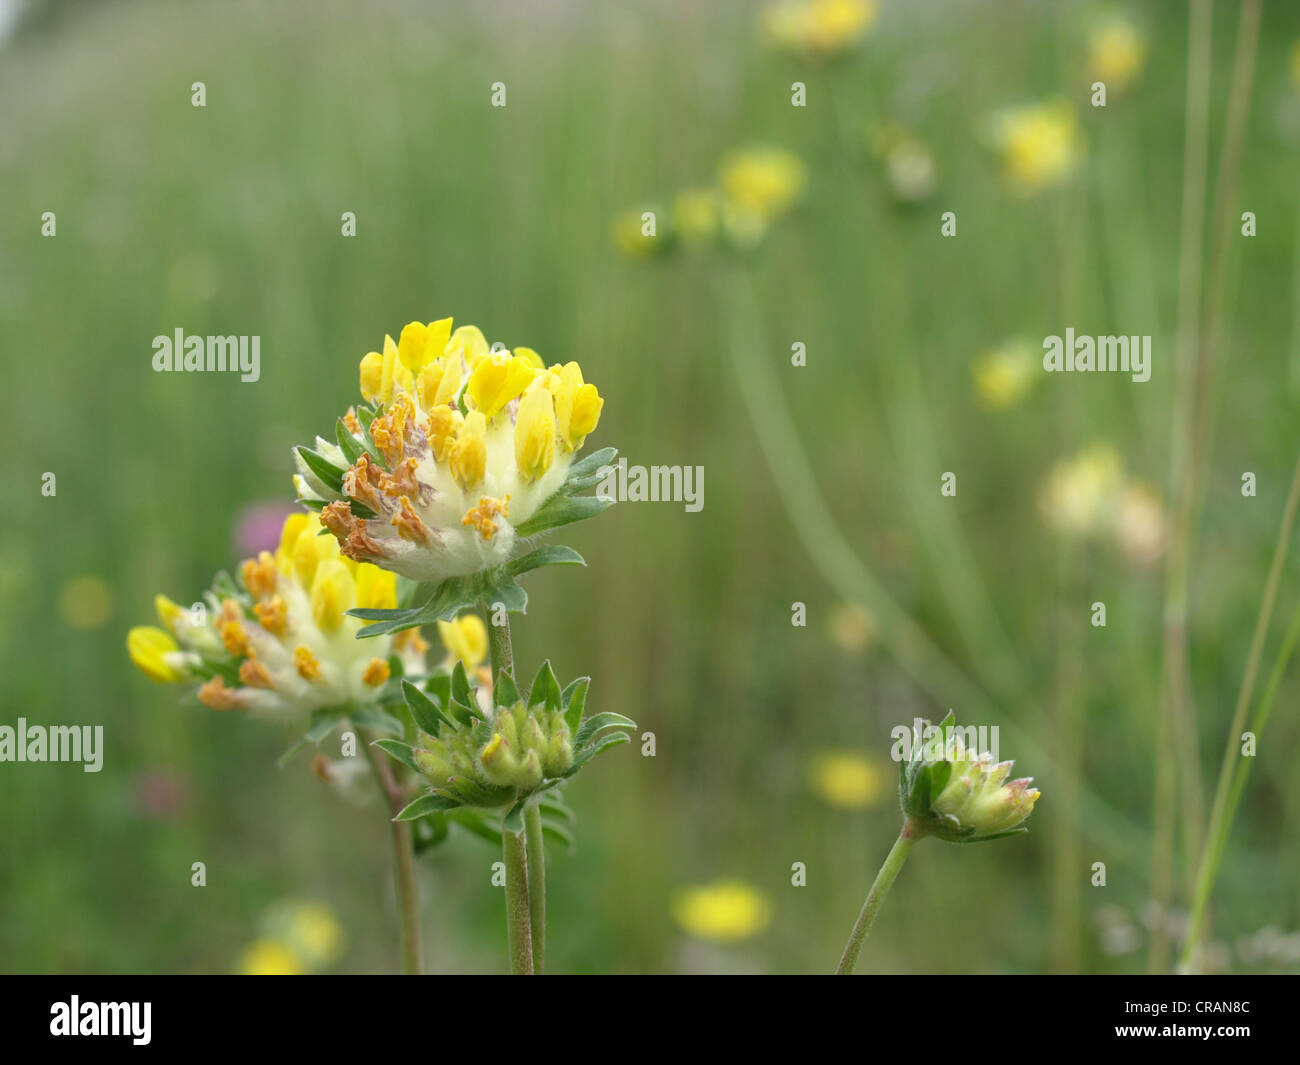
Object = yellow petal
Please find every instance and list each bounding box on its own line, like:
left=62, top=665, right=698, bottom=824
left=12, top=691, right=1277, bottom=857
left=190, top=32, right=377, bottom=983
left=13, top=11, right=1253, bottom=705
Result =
left=154, top=594, right=184, bottom=631
left=310, top=559, right=355, bottom=634
left=514, top=385, right=556, bottom=481
left=127, top=626, right=185, bottom=684
left=513, top=345, right=544, bottom=370
left=355, top=563, right=397, bottom=610
left=436, top=614, right=488, bottom=670
left=449, top=411, right=488, bottom=489
left=359, top=351, right=384, bottom=403
left=468, top=352, right=538, bottom=420
left=447, top=324, right=489, bottom=368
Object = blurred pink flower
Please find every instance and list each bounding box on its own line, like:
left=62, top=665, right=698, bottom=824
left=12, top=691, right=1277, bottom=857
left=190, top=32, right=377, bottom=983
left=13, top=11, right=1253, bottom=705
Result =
left=131, top=768, right=193, bottom=819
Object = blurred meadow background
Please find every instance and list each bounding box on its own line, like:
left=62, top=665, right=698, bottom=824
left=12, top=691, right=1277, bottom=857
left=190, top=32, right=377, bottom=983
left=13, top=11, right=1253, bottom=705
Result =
left=3, top=0, right=1300, bottom=974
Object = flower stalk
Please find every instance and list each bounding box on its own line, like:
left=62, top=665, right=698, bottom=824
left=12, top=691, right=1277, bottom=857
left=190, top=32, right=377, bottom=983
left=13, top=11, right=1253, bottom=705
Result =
left=835, top=821, right=917, bottom=975
left=358, top=725, right=422, bottom=975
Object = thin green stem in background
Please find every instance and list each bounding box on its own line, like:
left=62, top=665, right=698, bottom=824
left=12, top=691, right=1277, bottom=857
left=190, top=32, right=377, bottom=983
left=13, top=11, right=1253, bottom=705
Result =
left=1150, top=0, right=1213, bottom=973
left=835, top=821, right=919, bottom=975
left=358, top=725, right=423, bottom=975
left=1181, top=453, right=1300, bottom=968
left=524, top=801, right=547, bottom=974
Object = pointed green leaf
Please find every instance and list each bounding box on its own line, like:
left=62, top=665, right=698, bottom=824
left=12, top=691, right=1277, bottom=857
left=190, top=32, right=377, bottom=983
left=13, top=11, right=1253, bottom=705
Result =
left=395, top=792, right=460, bottom=821
left=372, top=738, right=420, bottom=775
left=402, top=680, right=446, bottom=734
left=566, top=731, right=630, bottom=773
left=575, top=711, right=635, bottom=749
left=506, top=544, right=586, bottom=577
left=562, top=676, right=590, bottom=736
left=495, top=670, right=520, bottom=708
left=513, top=494, right=615, bottom=538
left=295, top=446, right=345, bottom=494
left=528, top=660, right=561, bottom=714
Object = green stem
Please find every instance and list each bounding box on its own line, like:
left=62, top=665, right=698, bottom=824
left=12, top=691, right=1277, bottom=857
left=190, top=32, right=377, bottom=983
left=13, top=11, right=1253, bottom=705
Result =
left=525, top=801, right=547, bottom=974
left=835, top=822, right=919, bottom=975
left=1182, top=459, right=1300, bottom=968
left=1150, top=0, right=1213, bottom=973
left=358, top=725, right=422, bottom=975
left=484, top=600, right=514, bottom=684
left=483, top=603, right=536, bottom=974
left=503, top=826, right=535, bottom=974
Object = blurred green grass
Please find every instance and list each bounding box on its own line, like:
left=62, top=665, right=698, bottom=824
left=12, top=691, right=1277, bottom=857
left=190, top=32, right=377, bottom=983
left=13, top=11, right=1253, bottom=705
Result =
left=2, top=0, right=1299, bottom=974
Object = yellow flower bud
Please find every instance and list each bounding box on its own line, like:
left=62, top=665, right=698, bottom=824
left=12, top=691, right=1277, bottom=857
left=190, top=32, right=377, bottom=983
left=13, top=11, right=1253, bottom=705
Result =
left=127, top=626, right=186, bottom=684
left=514, top=385, right=557, bottom=482
left=553, top=362, right=603, bottom=450
left=310, top=559, right=355, bottom=634
left=468, top=352, right=539, bottom=420
left=398, top=317, right=453, bottom=373
left=359, top=351, right=384, bottom=403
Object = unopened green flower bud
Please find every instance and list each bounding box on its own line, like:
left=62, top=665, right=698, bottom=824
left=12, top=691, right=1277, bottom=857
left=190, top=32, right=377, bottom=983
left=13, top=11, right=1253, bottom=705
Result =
left=480, top=732, right=521, bottom=786
left=414, top=746, right=454, bottom=788
left=543, top=731, right=574, bottom=777
left=518, top=748, right=544, bottom=790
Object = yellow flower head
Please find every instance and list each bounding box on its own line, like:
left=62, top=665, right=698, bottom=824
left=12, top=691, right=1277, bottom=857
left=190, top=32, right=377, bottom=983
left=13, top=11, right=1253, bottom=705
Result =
left=763, top=0, right=877, bottom=59
left=973, top=338, right=1038, bottom=411
left=989, top=99, right=1084, bottom=195
left=719, top=147, right=808, bottom=227
left=611, top=208, right=667, bottom=258
left=297, top=316, right=607, bottom=585
left=809, top=751, right=888, bottom=808
left=127, top=513, right=420, bottom=723
left=1040, top=444, right=1124, bottom=537
left=1087, top=15, right=1147, bottom=93
left=437, top=612, right=489, bottom=673
left=673, top=881, right=773, bottom=942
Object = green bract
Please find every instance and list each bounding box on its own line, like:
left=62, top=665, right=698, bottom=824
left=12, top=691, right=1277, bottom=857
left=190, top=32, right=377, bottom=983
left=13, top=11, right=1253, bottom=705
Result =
left=378, top=661, right=634, bottom=835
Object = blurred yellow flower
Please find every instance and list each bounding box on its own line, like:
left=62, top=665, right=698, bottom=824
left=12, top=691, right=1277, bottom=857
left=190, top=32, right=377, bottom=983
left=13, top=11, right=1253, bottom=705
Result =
left=827, top=601, right=876, bottom=653
left=437, top=612, right=489, bottom=673
left=809, top=751, right=888, bottom=808
left=1087, top=15, right=1147, bottom=93
left=673, top=881, right=772, bottom=942
left=989, top=99, right=1083, bottom=195
left=611, top=208, right=664, bottom=258
left=719, top=147, right=807, bottom=224
left=973, top=339, right=1038, bottom=411
left=764, top=0, right=877, bottom=59
left=281, top=901, right=346, bottom=968
left=1040, top=444, right=1124, bottom=537
left=1290, top=39, right=1300, bottom=90
left=1115, top=482, right=1166, bottom=566
left=239, top=938, right=303, bottom=976
left=58, top=575, right=114, bottom=630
